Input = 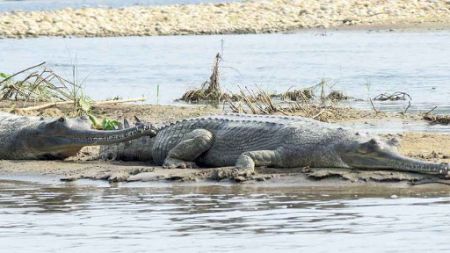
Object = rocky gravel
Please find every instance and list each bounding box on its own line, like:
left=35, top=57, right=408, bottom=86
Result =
left=0, top=0, right=449, bottom=38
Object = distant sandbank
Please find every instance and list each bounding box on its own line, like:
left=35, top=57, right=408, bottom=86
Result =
left=0, top=0, right=449, bottom=38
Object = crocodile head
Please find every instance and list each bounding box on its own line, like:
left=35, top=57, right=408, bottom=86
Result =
left=15, top=116, right=153, bottom=159
left=336, top=136, right=449, bottom=175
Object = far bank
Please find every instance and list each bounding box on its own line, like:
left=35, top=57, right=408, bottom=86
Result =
left=1, top=0, right=449, bottom=38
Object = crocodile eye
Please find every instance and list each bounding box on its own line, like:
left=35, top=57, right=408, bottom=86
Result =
left=58, top=117, right=65, bottom=123
left=358, top=138, right=379, bottom=153
left=387, top=137, right=400, bottom=147
left=368, top=138, right=378, bottom=145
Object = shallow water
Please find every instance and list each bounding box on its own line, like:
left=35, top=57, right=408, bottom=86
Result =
left=0, top=0, right=237, bottom=12
left=1, top=30, right=449, bottom=113
left=2, top=177, right=450, bottom=252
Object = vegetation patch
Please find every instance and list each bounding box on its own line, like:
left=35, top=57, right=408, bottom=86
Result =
left=423, top=114, right=450, bottom=125
left=0, top=63, right=143, bottom=129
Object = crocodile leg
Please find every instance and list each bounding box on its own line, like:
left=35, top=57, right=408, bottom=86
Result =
left=163, top=129, right=214, bottom=169
left=235, top=150, right=281, bottom=171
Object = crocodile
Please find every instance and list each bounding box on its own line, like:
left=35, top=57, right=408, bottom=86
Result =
left=0, top=112, right=156, bottom=160
left=100, top=114, right=449, bottom=175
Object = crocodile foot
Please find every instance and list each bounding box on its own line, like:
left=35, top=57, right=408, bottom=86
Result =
left=163, top=158, right=199, bottom=169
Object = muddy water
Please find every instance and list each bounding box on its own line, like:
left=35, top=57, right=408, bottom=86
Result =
left=1, top=30, right=449, bottom=113
left=2, top=177, right=450, bottom=252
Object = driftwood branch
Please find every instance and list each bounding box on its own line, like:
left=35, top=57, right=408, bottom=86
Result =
left=91, top=97, right=146, bottom=106
left=373, top=91, right=411, bottom=101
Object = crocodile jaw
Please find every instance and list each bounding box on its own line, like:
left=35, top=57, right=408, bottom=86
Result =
left=337, top=138, right=449, bottom=175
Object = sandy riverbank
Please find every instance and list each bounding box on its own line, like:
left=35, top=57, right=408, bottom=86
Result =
left=0, top=0, right=449, bottom=38
left=0, top=103, right=448, bottom=186
left=1, top=130, right=449, bottom=184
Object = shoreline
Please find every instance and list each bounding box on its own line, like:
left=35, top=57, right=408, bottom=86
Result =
left=1, top=0, right=449, bottom=38
left=1, top=23, right=449, bottom=41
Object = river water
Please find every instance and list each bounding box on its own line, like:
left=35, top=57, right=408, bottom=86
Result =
left=1, top=30, right=449, bottom=113
left=2, top=177, right=450, bottom=252
left=1, top=30, right=450, bottom=252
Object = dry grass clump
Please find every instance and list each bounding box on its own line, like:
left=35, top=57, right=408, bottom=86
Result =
left=423, top=114, right=450, bottom=125
left=421, top=106, right=450, bottom=125
left=274, top=88, right=314, bottom=102
left=0, top=62, right=78, bottom=103
left=227, top=88, right=278, bottom=114
left=0, top=62, right=98, bottom=117
left=0, top=63, right=145, bottom=130
left=226, top=86, right=363, bottom=122
left=180, top=53, right=327, bottom=105
left=181, top=53, right=231, bottom=103
left=326, top=90, right=349, bottom=101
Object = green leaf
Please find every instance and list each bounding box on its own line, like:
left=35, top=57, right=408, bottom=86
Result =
left=78, top=97, right=92, bottom=113
left=87, top=113, right=102, bottom=129
left=101, top=118, right=120, bottom=130
left=0, top=72, right=10, bottom=79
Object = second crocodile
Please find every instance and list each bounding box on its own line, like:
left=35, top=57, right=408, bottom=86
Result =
left=0, top=112, right=156, bottom=160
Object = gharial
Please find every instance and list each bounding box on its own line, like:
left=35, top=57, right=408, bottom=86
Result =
left=100, top=114, right=449, bottom=175
left=0, top=112, right=156, bottom=160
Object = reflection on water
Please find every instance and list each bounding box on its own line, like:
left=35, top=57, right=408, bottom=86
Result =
left=0, top=30, right=449, bottom=113
left=2, top=178, right=450, bottom=252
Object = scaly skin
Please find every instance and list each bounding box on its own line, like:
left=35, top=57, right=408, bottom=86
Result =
left=101, top=114, right=449, bottom=175
left=0, top=112, right=156, bottom=160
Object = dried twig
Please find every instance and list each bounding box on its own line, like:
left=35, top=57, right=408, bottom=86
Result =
left=0, top=62, right=46, bottom=85
left=312, top=109, right=325, bottom=119
left=424, top=106, right=438, bottom=115
left=403, top=100, right=411, bottom=114
left=369, top=97, right=380, bottom=114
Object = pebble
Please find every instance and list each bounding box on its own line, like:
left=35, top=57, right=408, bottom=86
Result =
left=0, top=0, right=449, bottom=38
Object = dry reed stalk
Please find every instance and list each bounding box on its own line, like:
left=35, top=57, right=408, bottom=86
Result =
left=181, top=53, right=227, bottom=103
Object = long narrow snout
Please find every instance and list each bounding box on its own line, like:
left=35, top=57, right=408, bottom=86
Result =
left=61, top=124, right=158, bottom=146
left=383, top=153, right=449, bottom=175
left=348, top=150, right=449, bottom=175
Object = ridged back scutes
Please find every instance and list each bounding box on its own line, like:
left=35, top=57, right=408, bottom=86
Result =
left=153, top=113, right=330, bottom=132
left=151, top=114, right=295, bottom=164
left=0, top=113, right=39, bottom=132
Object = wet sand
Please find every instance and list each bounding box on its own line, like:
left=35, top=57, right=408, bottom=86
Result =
left=0, top=103, right=448, bottom=188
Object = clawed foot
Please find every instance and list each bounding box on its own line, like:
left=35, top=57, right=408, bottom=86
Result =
left=234, top=166, right=254, bottom=176
left=163, top=158, right=199, bottom=169
left=210, top=166, right=255, bottom=182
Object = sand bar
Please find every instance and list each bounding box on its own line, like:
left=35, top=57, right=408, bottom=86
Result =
left=0, top=0, right=449, bottom=38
